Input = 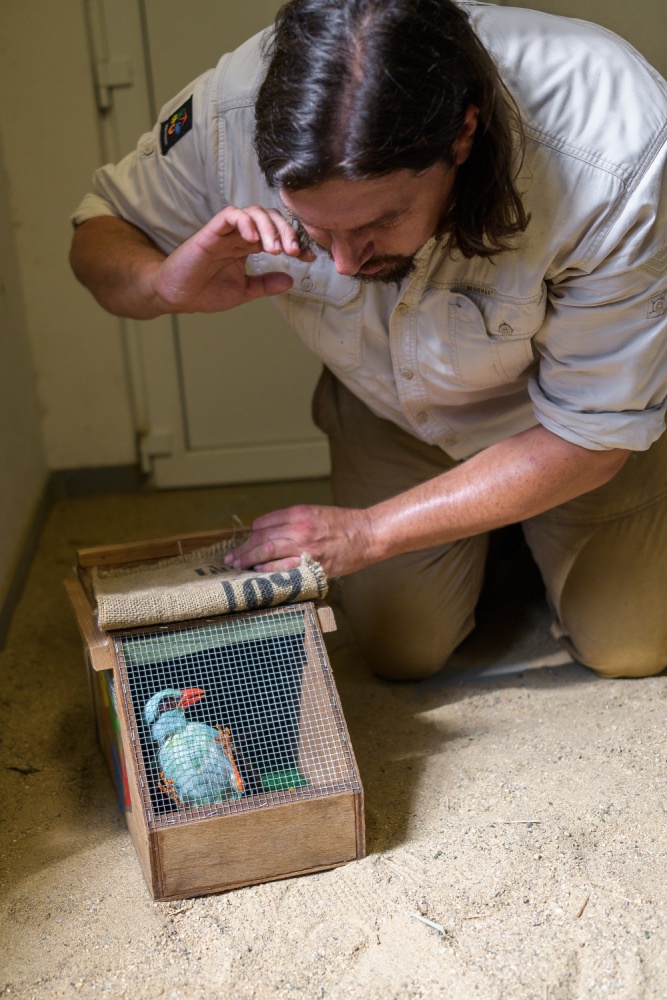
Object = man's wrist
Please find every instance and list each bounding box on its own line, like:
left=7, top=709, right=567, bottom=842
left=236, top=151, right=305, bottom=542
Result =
left=134, top=256, right=175, bottom=318
left=363, top=504, right=397, bottom=566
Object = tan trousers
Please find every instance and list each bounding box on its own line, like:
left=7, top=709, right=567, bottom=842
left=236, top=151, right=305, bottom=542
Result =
left=313, top=368, right=667, bottom=681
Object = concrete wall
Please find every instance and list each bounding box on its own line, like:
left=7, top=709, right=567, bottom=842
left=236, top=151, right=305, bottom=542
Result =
left=0, top=1, right=137, bottom=473
left=0, top=1, right=137, bottom=620
left=0, top=124, right=47, bottom=610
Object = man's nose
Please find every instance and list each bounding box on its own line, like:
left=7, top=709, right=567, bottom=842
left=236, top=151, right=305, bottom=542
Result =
left=330, top=235, right=374, bottom=276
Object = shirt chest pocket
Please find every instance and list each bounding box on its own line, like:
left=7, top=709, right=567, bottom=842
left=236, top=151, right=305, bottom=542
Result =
left=249, top=254, right=363, bottom=373
left=287, top=283, right=363, bottom=374
left=449, top=289, right=545, bottom=389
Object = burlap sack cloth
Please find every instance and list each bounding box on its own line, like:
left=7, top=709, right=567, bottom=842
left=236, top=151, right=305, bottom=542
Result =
left=91, top=541, right=328, bottom=630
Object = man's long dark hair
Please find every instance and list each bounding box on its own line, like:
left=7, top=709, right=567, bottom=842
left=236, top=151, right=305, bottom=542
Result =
left=254, top=0, right=529, bottom=259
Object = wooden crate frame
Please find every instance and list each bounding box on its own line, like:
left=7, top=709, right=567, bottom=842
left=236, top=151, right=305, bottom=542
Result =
left=65, top=529, right=365, bottom=900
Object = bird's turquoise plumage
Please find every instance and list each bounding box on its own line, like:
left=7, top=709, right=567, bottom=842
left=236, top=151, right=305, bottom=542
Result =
left=144, top=689, right=242, bottom=807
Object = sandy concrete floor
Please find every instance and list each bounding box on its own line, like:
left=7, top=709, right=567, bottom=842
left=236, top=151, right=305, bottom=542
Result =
left=1, top=481, right=666, bottom=999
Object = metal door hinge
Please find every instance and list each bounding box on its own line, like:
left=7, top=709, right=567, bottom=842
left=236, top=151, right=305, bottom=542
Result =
left=85, top=0, right=134, bottom=112
left=139, top=430, right=174, bottom=475
left=94, top=57, right=134, bottom=111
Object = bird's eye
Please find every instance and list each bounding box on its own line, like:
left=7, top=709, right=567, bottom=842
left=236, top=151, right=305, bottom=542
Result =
left=159, top=697, right=177, bottom=713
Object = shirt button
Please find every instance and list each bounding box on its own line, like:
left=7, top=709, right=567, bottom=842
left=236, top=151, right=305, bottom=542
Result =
left=654, top=297, right=666, bottom=315
left=498, top=322, right=513, bottom=336
left=401, top=369, right=414, bottom=380
left=416, top=411, right=428, bottom=425
left=301, top=277, right=313, bottom=291
left=140, top=138, right=156, bottom=156
left=396, top=302, right=409, bottom=315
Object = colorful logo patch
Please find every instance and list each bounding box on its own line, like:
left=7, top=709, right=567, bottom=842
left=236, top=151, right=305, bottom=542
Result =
left=160, top=95, right=193, bottom=155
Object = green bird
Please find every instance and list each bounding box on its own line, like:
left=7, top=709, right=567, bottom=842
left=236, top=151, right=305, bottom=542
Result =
left=143, top=688, right=243, bottom=807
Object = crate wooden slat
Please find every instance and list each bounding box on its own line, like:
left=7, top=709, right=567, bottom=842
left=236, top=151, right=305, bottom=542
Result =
left=64, top=577, right=116, bottom=673
left=152, top=792, right=360, bottom=899
left=65, top=532, right=364, bottom=901
left=76, top=527, right=239, bottom=568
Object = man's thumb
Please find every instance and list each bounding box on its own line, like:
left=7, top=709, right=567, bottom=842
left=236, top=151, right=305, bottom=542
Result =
left=248, top=271, right=294, bottom=298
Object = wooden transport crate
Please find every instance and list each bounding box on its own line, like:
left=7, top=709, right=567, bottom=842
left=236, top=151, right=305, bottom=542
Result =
left=65, top=530, right=365, bottom=901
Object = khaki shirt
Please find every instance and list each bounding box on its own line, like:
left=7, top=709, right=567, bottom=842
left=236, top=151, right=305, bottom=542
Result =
left=73, top=2, right=667, bottom=459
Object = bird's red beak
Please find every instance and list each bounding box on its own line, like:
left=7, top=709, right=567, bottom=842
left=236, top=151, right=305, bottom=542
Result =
left=178, top=687, right=205, bottom=709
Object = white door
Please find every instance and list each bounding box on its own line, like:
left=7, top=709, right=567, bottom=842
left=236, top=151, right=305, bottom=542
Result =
left=87, top=0, right=328, bottom=487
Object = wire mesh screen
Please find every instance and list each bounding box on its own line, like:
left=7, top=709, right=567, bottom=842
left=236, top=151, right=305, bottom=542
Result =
left=113, top=603, right=360, bottom=829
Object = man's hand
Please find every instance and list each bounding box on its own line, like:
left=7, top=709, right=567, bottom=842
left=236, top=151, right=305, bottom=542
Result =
left=151, top=205, right=314, bottom=314
left=224, top=505, right=377, bottom=577
left=70, top=206, right=314, bottom=320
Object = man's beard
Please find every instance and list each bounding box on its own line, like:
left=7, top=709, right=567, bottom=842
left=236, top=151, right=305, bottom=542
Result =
left=293, top=220, right=418, bottom=286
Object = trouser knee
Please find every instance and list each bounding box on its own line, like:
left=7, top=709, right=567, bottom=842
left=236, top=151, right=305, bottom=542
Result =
left=561, top=632, right=667, bottom=679
left=338, top=554, right=481, bottom=682
left=555, top=608, right=667, bottom=679
left=524, top=484, right=667, bottom=682
left=346, top=602, right=474, bottom=682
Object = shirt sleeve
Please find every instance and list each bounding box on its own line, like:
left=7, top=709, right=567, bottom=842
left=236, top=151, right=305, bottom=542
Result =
left=71, top=69, right=223, bottom=254
left=529, top=149, right=667, bottom=452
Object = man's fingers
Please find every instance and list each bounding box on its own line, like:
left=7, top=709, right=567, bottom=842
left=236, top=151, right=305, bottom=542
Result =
left=245, top=271, right=294, bottom=299
left=200, top=205, right=315, bottom=263
left=265, top=209, right=299, bottom=252
left=224, top=533, right=276, bottom=569
left=251, top=508, right=296, bottom=529
left=240, top=206, right=300, bottom=256
left=225, top=205, right=307, bottom=257
left=224, top=524, right=302, bottom=569
left=248, top=557, right=303, bottom=573
left=200, top=207, right=270, bottom=253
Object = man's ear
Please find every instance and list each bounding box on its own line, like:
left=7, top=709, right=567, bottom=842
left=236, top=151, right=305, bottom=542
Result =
left=453, top=104, right=480, bottom=166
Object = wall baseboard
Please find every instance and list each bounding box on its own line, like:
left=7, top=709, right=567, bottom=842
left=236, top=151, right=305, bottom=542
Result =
left=0, top=464, right=144, bottom=650
left=0, top=478, right=53, bottom=651
left=50, top=463, right=146, bottom=500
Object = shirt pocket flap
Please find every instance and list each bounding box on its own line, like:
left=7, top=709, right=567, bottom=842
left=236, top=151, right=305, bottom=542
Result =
left=248, top=254, right=360, bottom=307
left=450, top=290, right=543, bottom=388
left=474, top=285, right=547, bottom=341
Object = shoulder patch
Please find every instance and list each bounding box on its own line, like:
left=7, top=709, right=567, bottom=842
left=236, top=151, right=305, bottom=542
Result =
left=160, top=95, right=193, bottom=155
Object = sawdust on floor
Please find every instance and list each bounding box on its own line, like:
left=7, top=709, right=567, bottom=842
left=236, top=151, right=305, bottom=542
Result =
left=1, top=483, right=666, bottom=999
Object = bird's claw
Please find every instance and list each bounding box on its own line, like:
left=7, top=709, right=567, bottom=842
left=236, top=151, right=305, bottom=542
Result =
left=158, top=772, right=184, bottom=808
left=216, top=726, right=245, bottom=794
